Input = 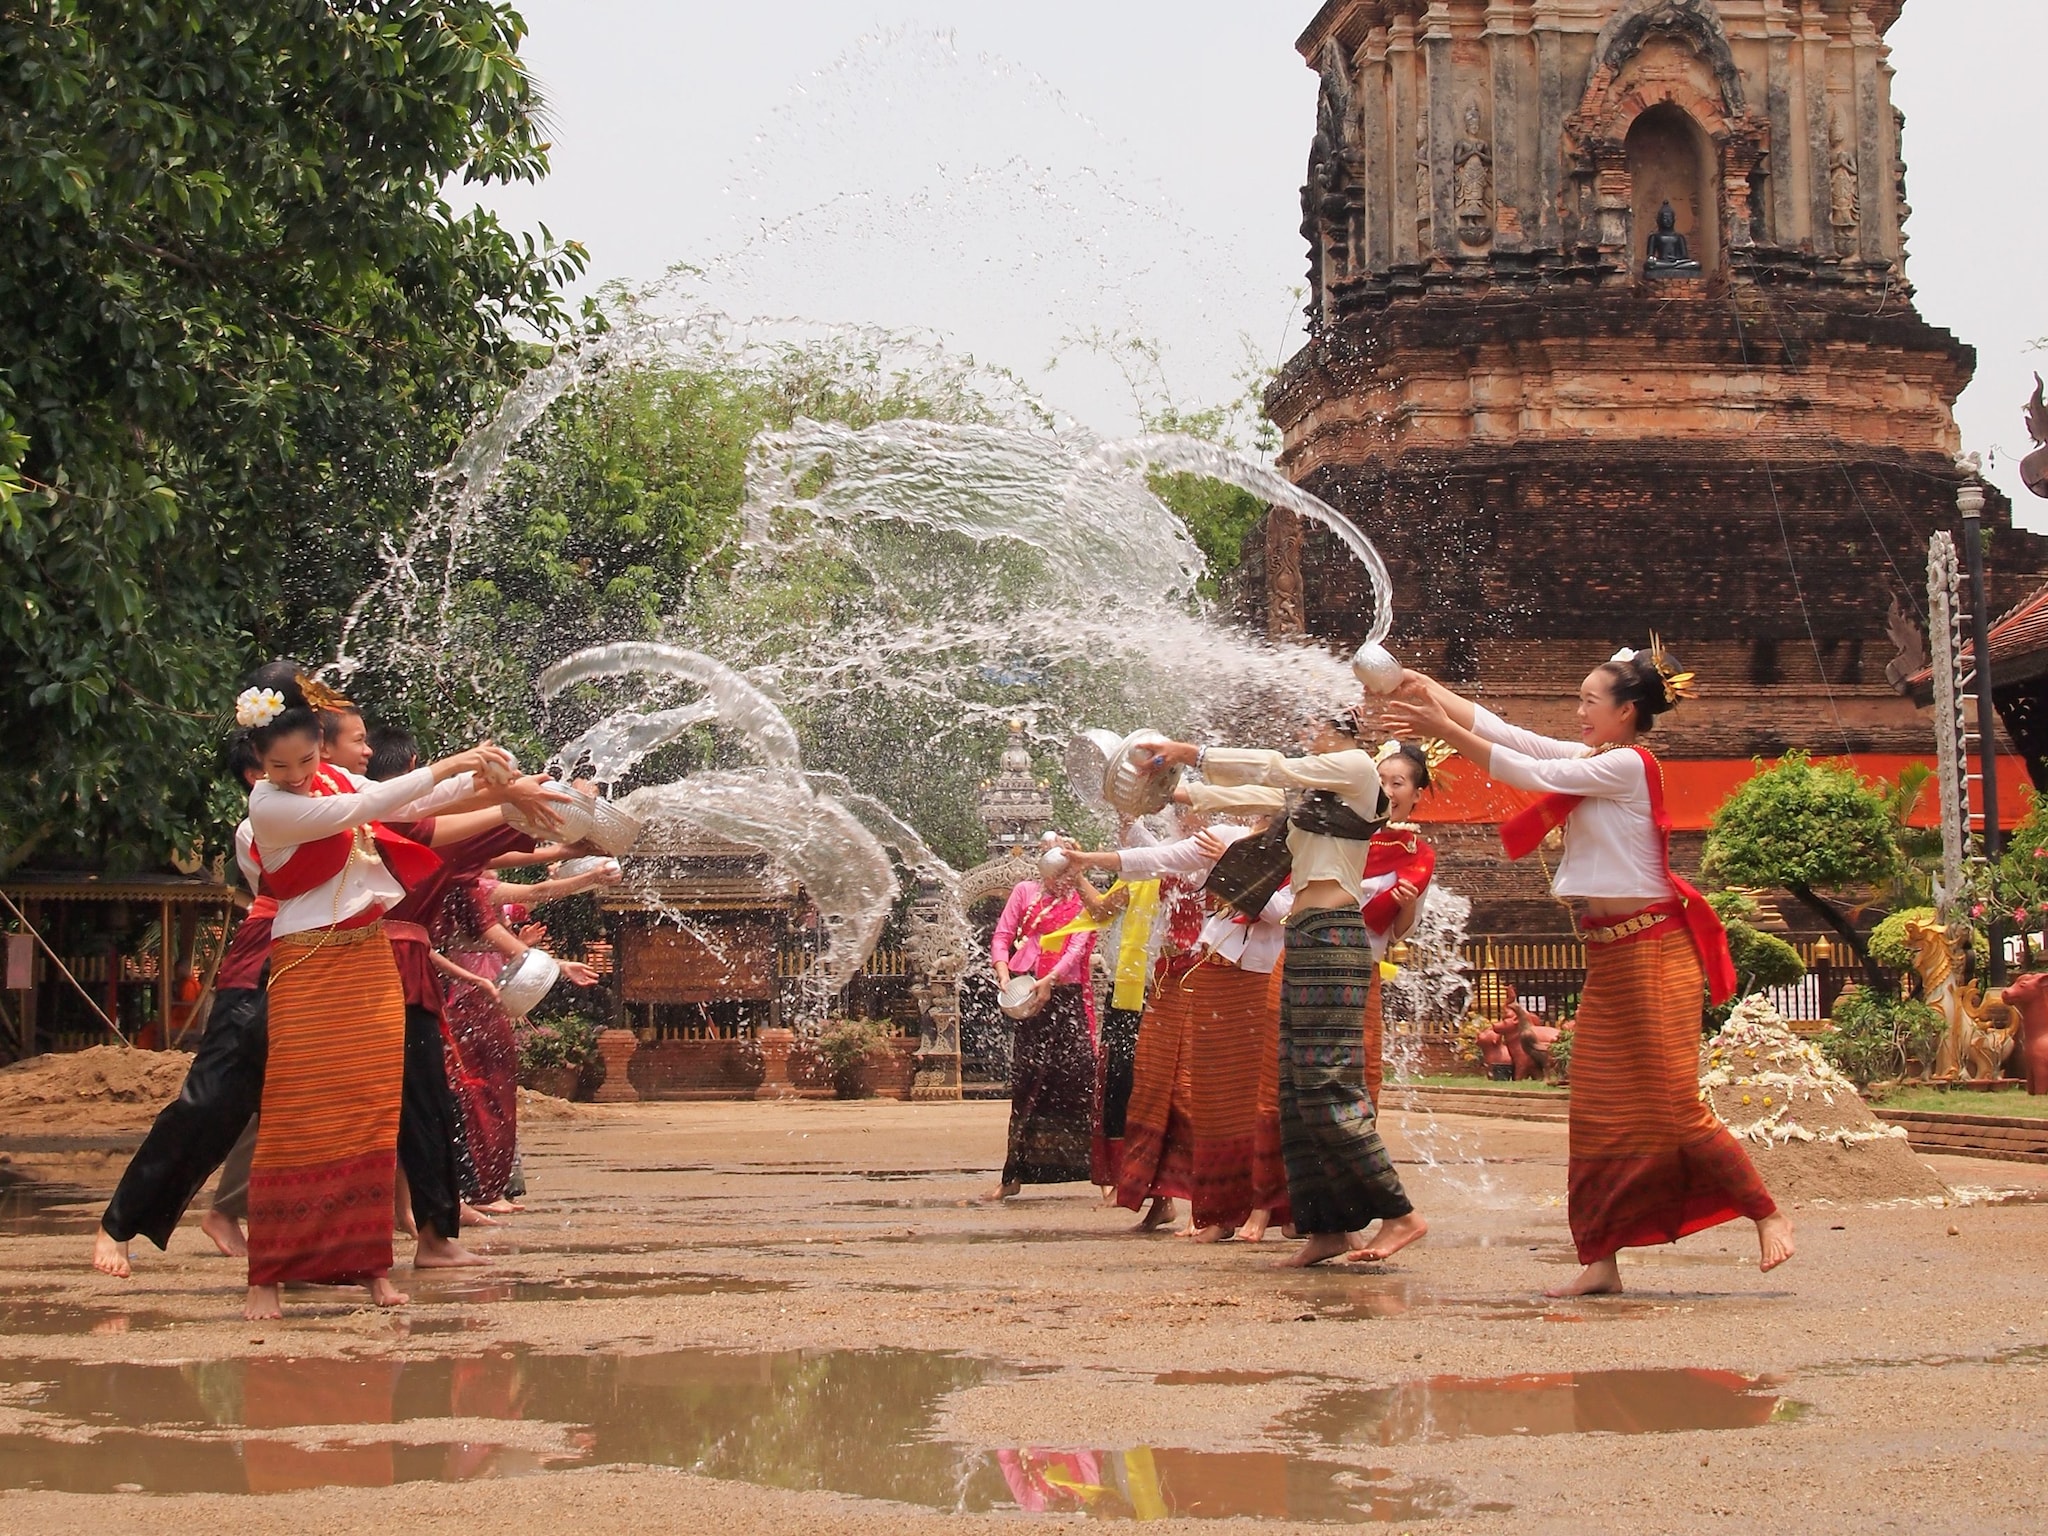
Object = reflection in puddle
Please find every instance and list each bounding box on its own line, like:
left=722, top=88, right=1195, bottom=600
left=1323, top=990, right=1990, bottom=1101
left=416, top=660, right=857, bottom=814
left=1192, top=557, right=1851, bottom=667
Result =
left=0, top=1176, right=98, bottom=1235
left=409, top=1270, right=790, bottom=1305
left=0, top=1301, right=181, bottom=1335
left=1286, top=1368, right=1794, bottom=1446
left=0, top=1347, right=1451, bottom=1521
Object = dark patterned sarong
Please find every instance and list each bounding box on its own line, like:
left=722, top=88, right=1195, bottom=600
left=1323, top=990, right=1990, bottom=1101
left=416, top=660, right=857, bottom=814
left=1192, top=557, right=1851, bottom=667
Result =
left=1277, top=908, right=1412, bottom=1235
left=1091, top=1006, right=1143, bottom=1187
left=1002, top=984, right=1095, bottom=1186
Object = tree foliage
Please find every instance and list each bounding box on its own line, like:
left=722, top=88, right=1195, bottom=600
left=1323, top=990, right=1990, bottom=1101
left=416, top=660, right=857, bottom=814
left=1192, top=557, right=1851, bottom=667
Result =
left=1703, top=754, right=1903, bottom=987
left=0, top=1, right=584, bottom=871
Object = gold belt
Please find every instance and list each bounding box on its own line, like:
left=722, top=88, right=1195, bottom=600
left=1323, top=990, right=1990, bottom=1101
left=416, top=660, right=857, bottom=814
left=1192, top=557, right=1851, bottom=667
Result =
left=1581, top=910, right=1671, bottom=945
left=273, top=919, right=388, bottom=951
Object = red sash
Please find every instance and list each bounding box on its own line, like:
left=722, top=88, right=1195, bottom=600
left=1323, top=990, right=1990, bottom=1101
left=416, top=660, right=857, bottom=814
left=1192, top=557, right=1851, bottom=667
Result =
left=1498, top=746, right=1737, bottom=1004
left=253, top=768, right=444, bottom=903
left=1359, top=828, right=1436, bottom=937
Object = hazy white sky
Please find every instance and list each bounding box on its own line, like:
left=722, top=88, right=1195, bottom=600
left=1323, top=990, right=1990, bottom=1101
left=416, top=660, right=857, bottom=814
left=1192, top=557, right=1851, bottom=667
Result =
left=474, top=1, right=2047, bottom=521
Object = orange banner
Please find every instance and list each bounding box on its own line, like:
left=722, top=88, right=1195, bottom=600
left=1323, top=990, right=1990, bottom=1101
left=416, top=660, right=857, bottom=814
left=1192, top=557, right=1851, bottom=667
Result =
left=1413, top=754, right=2034, bottom=834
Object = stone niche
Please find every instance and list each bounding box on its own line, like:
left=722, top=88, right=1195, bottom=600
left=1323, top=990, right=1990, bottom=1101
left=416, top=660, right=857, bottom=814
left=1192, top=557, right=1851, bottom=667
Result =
left=1626, top=100, right=1717, bottom=279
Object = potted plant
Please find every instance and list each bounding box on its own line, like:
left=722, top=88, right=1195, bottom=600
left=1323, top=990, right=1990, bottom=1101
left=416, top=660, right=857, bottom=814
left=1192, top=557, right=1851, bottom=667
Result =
left=814, top=1017, right=890, bottom=1099
left=517, top=1011, right=599, bottom=1100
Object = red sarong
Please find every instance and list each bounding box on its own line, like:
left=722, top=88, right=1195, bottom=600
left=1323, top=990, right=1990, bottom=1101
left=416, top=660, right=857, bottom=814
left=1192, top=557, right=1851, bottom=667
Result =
left=1568, top=927, right=1777, bottom=1263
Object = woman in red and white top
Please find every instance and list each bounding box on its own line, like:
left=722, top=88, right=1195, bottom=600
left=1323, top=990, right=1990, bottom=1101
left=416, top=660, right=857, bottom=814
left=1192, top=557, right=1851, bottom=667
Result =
left=236, top=669, right=508, bottom=1320
left=1357, top=742, right=1440, bottom=1108
left=1384, top=647, right=1792, bottom=1298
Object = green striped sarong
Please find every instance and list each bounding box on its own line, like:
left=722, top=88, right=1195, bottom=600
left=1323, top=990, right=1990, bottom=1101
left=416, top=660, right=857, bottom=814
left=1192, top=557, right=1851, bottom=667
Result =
left=1277, top=907, right=1413, bottom=1234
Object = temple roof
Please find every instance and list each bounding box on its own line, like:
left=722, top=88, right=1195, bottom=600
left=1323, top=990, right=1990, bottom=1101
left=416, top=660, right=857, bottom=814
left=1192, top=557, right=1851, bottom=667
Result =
left=1906, top=579, right=2048, bottom=700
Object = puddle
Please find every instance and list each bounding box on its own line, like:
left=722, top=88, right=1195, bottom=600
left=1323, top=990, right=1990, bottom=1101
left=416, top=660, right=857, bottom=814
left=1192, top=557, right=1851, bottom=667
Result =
left=1277, top=1276, right=1664, bottom=1323
left=0, top=1346, right=1455, bottom=1520
left=1154, top=1369, right=1300, bottom=1387
left=1285, top=1368, right=1797, bottom=1446
left=409, top=1270, right=790, bottom=1305
left=0, top=1177, right=99, bottom=1235
left=0, top=1301, right=183, bottom=1335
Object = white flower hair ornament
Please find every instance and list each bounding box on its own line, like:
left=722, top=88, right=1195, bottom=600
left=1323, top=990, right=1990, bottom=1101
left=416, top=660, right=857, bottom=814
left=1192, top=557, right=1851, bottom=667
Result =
left=1609, top=647, right=1638, bottom=664
left=235, top=687, right=286, bottom=729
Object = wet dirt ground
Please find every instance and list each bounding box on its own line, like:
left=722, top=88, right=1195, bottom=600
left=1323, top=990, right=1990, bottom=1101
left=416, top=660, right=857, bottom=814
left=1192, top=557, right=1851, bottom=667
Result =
left=2, top=1100, right=2045, bottom=1533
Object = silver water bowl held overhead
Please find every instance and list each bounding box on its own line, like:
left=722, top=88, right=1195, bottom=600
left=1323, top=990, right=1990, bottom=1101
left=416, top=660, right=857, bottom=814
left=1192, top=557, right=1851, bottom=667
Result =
left=495, top=947, right=561, bottom=1019
left=1351, top=640, right=1404, bottom=696
left=1038, top=846, right=1072, bottom=880
left=1104, top=730, right=1183, bottom=817
left=1062, top=729, right=1125, bottom=811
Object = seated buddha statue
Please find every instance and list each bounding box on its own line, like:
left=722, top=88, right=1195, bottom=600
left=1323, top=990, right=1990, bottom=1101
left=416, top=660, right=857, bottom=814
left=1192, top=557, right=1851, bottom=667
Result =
left=1643, top=201, right=1703, bottom=278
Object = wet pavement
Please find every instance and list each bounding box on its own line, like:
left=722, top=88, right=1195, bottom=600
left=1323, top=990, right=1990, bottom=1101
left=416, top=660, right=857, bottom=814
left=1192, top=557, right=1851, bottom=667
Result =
left=0, top=1100, right=2044, bottom=1534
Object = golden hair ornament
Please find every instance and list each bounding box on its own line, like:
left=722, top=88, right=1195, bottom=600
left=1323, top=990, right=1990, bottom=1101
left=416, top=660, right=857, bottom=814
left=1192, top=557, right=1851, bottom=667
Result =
left=1645, top=633, right=1698, bottom=705
left=295, top=673, right=355, bottom=714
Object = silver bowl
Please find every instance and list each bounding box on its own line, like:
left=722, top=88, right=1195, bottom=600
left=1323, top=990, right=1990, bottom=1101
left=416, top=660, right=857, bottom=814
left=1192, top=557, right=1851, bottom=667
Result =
left=1104, top=730, right=1182, bottom=817
left=554, top=855, right=622, bottom=882
left=505, top=783, right=645, bottom=857
left=997, top=976, right=1044, bottom=1020
left=1351, top=641, right=1404, bottom=696
left=1062, top=729, right=1124, bottom=811
left=495, top=947, right=562, bottom=1019
left=1038, top=846, right=1072, bottom=880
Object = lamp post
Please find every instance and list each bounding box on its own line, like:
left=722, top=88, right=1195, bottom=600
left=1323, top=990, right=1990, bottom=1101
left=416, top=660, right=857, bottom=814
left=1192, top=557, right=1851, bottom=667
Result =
left=1958, top=475, right=2003, bottom=986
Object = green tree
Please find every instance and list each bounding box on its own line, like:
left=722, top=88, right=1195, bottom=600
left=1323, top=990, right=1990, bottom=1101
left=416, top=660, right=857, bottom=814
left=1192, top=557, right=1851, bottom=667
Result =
left=1702, top=754, right=1902, bottom=991
left=0, top=1, right=584, bottom=872
left=1704, top=889, right=1807, bottom=1024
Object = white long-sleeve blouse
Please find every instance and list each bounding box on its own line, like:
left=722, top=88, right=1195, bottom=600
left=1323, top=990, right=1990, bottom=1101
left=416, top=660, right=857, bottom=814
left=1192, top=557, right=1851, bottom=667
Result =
left=249, top=768, right=474, bottom=938
left=1470, top=706, right=1674, bottom=902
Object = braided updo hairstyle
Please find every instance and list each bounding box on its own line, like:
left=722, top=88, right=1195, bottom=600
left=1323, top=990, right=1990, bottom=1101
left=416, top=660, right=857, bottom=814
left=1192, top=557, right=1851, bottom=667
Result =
left=1595, top=650, right=1682, bottom=733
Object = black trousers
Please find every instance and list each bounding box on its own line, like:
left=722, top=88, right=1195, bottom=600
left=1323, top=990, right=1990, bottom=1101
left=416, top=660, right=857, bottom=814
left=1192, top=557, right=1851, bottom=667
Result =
left=397, top=1003, right=465, bottom=1242
left=101, top=988, right=267, bottom=1248
left=102, top=991, right=468, bottom=1249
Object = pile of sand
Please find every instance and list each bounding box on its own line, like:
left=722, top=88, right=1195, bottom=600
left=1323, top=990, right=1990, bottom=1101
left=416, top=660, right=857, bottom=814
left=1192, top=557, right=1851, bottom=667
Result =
left=0, top=1046, right=193, bottom=1135
left=516, top=1086, right=600, bottom=1122
left=1700, top=998, right=1947, bottom=1204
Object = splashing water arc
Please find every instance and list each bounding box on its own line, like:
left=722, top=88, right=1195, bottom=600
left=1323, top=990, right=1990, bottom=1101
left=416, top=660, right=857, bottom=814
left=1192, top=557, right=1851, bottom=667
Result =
left=538, top=642, right=898, bottom=997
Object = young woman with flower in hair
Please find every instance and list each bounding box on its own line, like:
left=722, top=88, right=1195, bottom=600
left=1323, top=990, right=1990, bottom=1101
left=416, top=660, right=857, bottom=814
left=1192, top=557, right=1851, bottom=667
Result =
left=1382, top=642, right=1793, bottom=1297
left=235, top=669, right=511, bottom=1319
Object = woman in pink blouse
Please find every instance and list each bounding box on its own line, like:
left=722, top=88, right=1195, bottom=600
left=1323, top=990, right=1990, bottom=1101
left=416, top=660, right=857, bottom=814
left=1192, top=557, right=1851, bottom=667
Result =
left=987, top=864, right=1099, bottom=1199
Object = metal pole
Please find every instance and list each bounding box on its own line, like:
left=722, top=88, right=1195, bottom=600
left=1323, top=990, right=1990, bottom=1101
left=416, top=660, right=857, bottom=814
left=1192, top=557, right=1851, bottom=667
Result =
left=1958, top=478, right=2003, bottom=985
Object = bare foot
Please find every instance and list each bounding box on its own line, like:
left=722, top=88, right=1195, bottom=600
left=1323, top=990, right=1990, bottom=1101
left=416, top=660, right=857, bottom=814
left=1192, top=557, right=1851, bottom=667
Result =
left=1233, top=1209, right=1273, bottom=1243
left=1545, top=1256, right=1624, bottom=1298
left=1757, top=1212, right=1796, bottom=1273
left=481, top=1198, right=523, bottom=1214
left=199, top=1208, right=248, bottom=1259
left=367, top=1275, right=410, bottom=1308
left=91, top=1229, right=132, bottom=1279
left=1276, top=1232, right=1355, bottom=1269
left=1182, top=1224, right=1230, bottom=1244
left=1134, top=1197, right=1176, bottom=1232
left=980, top=1181, right=1022, bottom=1203
left=459, top=1203, right=501, bottom=1229
left=244, top=1284, right=283, bottom=1320
left=1347, top=1213, right=1429, bottom=1263
left=413, top=1229, right=490, bottom=1268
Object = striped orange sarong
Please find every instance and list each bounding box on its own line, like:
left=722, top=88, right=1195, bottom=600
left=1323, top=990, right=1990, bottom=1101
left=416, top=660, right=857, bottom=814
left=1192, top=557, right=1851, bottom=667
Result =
left=1119, top=960, right=1280, bottom=1230
left=1253, top=966, right=1291, bottom=1224
left=1568, top=927, right=1777, bottom=1264
left=1116, top=974, right=1196, bottom=1211
left=247, top=925, right=406, bottom=1287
